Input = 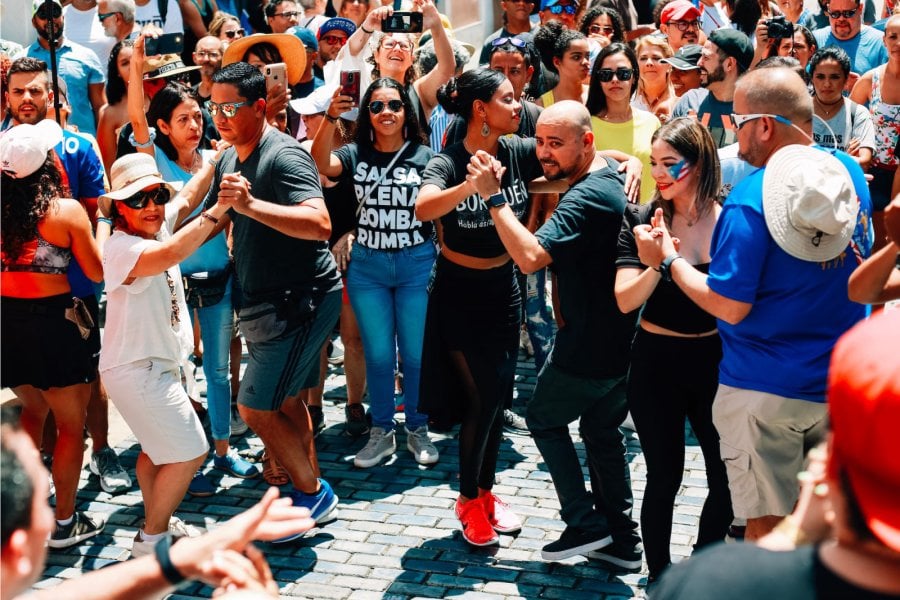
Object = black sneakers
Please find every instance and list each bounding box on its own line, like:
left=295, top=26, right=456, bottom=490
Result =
left=541, top=526, right=613, bottom=561
left=48, top=511, right=105, bottom=549
left=587, top=541, right=644, bottom=572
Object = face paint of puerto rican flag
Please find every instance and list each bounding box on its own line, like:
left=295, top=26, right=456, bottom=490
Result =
left=667, top=159, right=691, bottom=182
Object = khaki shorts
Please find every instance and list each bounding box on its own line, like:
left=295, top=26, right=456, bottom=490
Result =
left=712, top=384, right=827, bottom=519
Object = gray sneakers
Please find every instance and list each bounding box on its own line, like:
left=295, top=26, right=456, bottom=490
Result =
left=89, top=447, right=132, bottom=494
left=406, top=425, right=439, bottom=465
left=353, top=427, right=396, bottom=468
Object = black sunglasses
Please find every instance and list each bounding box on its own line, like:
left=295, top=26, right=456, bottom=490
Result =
left=826, top=7, right=858, bottom=18
left=492, top=36, right=527, bottom=48
left=596, top=67, right=634, bottom=82
left=36, top=4, right=63, bottom=19
left=368, top=99, right=404, bottom=114
left=224, top=28, right=246, bottom=38
left=119, top=187, right=172, bottom=210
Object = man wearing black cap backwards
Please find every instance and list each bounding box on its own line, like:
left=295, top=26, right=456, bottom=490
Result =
left=671, top=28, right=753, bottom=148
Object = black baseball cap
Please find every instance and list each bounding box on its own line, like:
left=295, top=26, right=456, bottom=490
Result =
left=662, top=44, right=703, bottom=70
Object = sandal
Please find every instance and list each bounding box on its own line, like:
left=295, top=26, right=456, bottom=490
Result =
left=261, top=450, right=289, bottom=486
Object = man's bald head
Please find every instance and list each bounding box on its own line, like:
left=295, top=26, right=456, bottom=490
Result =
left=736, top=67, right=812, bottom=126
left=535, top=100, right=595, bottom=183
left=537, top=100, right=592, bottom=136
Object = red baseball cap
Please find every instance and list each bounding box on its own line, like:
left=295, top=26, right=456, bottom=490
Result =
left=661, top=0, right=702, bottom=24
left=827, top=310, right=900, bottom=552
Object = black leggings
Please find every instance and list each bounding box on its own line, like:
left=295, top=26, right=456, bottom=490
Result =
left=627, top=329, right=733, bottom=579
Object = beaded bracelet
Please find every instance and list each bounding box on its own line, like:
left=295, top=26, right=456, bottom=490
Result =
left=200, top=211, right=219, bottom=225
left=128, top=127, right=157, bottom=149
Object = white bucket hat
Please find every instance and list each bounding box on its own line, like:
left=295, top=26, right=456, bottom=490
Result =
left=0, top=120, right=63, bottom=179
left=99, top=153, right=178, bottom=214
left=763, top=145, right=858, bottom=263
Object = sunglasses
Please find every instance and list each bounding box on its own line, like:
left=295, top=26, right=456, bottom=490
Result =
left=730, top=113, right=792, bottom=129
left=205, top=99, right=252, bottom=118
left=97, top=11, right=120, bottom=21
left=369, top=99, right=404, bottom=114
left=589, top=24, right=616, bottom=35
left=272, top=10, right=300, bottom=18
left=223, top=28, right=245, bottom=38
left=493, top=36, right=528, bottom=48
left=548, top=4, right=577, bottom=15
left=596, top=67, right=634, bottom=82
left=668, top=19, right=700, bottom=31
left=826, top=7, right=858, bottom=18
left=35, top=5, right=62, bottom=19
left=320, top=34, right=347, bottom=45
left=119, top=187, right=172, bottom=210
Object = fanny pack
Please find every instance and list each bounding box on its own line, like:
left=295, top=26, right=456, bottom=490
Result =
left=237, top=288, right=323, bottom=344
left=64, top=297, right=95, bottom=340
left=183, top=263, right=232, bottom=309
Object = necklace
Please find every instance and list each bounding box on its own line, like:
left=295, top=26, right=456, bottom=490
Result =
left=815, top=95, right=843, bottom=118
left=601, top=107, right=633, bottom=122
left=177, top=152, right=200, bottom=174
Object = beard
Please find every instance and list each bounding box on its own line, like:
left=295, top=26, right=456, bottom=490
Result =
left=701, top=63, right=726, bottom=87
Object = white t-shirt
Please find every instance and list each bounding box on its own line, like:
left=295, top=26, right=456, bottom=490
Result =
left=134, top=0, right=184, bottom=34
left=63, top=4, right=116, bottom=67
left=99, top=203, right=192, bottom=371
left=812, top=99, right=876, bottom=154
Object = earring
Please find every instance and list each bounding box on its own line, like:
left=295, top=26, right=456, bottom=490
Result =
left=403, top=123, right=408, bottom=139
left=481, top=118, right=490, bottom=137
left=370, top=128, right=375, bottom=143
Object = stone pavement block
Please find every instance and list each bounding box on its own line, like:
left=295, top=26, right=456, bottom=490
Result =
left=284, top=581, right=353, bottom=598
left=331, top=575, right=392, bottom=591
left=383, top=582, right=445, bottom=598
left=461, top=565, right=520, bottom=582
left=426, top=573, right=485, bottom=590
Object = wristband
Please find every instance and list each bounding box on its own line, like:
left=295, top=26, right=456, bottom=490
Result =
left=324, top=113, right=338, bottom=123
left=200, top=211, right=219, bottom=225
left=360, top=24, right=374, bottom=34
left=128, top=127, right=157, bottom=149
left=154, top=535, right=187, bottom=585
left=97, top=217, right=113, bottom=226
left=207, top=157, right=218, bottom=168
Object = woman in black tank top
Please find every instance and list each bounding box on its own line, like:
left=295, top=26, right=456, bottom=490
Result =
left=614, top=117, right=733, bottom=583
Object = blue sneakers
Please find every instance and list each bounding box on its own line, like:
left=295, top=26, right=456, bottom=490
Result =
left=187, top=471, right=215, bottom=497
left=213, top=450, right=260, bottom=479
left=271, top=479, right=339, bottom=544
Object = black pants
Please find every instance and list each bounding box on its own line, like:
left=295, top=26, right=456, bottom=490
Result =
left=627, top=329, right=733, bottom=578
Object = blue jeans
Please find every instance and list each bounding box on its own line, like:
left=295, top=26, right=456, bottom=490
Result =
left=188, top=282, right=234, bottom=441
left=347, top=242, right=436, bottom=431
left=524, top=268, right=554, bottom=372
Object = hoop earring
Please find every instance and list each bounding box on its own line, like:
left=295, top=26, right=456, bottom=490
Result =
left=481, top=118, right=490, bottom=137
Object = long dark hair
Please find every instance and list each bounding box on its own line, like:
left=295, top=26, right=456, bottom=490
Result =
left=106, top=39, right=134, bottom=106
left=649, top=117, right=721, bottom=226
left=437, top=67, right=507, bottom=121
left=355, top=78, right=427, bottom=147
left=1, top=154, right=62, bottom=261
left=148, top=83, right=201, bottom=163
left=585, top=43, right=640, bottom=116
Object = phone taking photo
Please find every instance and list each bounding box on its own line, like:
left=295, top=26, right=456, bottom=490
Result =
left=340, top=70, right=360, bottom=107
left=144, top=32, right=184, bottom=56
left=264, top=62, right=287, bottom=94
left=381, top=12, right=423, bottom=34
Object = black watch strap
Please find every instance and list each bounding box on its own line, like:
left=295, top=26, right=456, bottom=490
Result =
left=154, top=534, right=187, bottom=585
left=484, top=192, right=507, bottom=209
left=659, top=253, right=683, bottom=283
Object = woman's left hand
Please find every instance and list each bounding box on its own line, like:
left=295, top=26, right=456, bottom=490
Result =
left=466, top=150, right=505, bottom=199
left=618, top=156, right=643, bottom=204
left=846, top=137, right=861, bottom=157
left=418, top=0, right=441, bottom=30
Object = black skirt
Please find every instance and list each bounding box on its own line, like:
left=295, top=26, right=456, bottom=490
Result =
left=418, top=255, right=522, bottom=425
left=1, top=294, right=96, bottom=390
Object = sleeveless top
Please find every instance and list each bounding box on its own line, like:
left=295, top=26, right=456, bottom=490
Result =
left=869, top=66, right=900, bottom=169
left=540, top=89, right=555, bottom=107
left=1, top=231, right=72, bottom=275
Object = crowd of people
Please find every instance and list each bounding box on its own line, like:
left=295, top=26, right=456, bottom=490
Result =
left=2, top=0, right=900, bottom=597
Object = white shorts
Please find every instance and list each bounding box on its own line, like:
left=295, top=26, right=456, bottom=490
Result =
left=102, top=358, right=209, bottom=465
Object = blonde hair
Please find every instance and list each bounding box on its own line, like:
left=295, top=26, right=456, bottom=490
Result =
left=634, top=35, right=675, bottom=105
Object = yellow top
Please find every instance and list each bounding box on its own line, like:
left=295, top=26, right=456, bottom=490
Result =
left=591, top=109, right=660, bottom=204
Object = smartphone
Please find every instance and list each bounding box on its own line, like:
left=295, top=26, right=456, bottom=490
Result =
left=264, top=62, right=287, bottom=94
left=381, top=12, right=423, bottom=34
left=340, top=70, right=360, bottom=107
left=144, top=32, right=184, bottom=56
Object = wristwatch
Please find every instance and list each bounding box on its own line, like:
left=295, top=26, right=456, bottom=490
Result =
left=658, top=253, right=683, bottom=282
left=483, top=192, right=507, bottom=209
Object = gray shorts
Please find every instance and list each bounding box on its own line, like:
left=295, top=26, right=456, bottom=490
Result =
left=712, top=384, right=827, bottom=519
left=237, top=290, right=341, bottom=411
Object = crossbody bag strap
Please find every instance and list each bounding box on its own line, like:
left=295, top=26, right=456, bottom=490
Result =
left=356, top=141, right=411, bottom=217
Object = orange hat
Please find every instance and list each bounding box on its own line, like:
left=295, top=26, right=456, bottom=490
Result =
left=827, top=310, right=900, bottom=552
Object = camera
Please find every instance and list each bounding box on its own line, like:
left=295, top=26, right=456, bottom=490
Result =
left=381, top=12, right=423, bottom=34
left=765, top=16, right=794, bottom=40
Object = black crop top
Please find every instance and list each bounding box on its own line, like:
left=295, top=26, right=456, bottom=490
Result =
left=1, top=231, right=72, bottom=275
left=616, top=203, right=717, bottom=334
left=420, top=136, right=543, bottom=258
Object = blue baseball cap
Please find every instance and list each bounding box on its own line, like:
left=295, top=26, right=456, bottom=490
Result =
left=290, top=26, right=318, bottom=51
left=317, top=17, right=356, bottom=39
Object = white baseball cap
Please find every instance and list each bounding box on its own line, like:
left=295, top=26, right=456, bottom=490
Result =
left=0, top=120, right=63, bottom=179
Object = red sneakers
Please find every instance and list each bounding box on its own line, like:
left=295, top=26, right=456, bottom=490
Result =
left=455, top=497, right=499, bottom=546
left=481, top=490, right=522, bottom=534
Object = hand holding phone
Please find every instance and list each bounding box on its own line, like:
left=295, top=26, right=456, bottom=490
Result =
left=381, top=12, right=423, bottom=34
left=144, top=32, right=184, bottom=56
left=264, top=63, right=287, bottom=94
left=340, top=70, right=360, bottom=107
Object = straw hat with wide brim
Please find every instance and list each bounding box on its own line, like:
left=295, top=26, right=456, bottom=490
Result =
left=762, top=145, right=858, bottom=263
left=222, top=33, right=307, bottom=86
left=143, top=53, right=201, bottom=80
left=99, top=154, right=178, bottom=215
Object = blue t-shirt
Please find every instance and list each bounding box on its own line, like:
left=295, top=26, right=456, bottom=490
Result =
left=25, top=39, right=105, bottom=136
left=812, top=25, right=888, bottom=75
left=708, top=162, right=867, bottom=402
left=55, top=129, right=105, bottom=298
